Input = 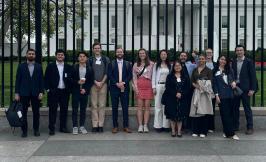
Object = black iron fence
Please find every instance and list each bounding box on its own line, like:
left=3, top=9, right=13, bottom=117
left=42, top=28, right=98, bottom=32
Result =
left=0, top=0, right=265, bottom=107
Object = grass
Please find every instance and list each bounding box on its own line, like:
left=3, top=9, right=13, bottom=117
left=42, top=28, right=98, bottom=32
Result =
left=0, top=61, right=265, bottom=107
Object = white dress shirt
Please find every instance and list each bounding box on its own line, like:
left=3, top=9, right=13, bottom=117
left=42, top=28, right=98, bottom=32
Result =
left=56, top=61, right=65, bottom=89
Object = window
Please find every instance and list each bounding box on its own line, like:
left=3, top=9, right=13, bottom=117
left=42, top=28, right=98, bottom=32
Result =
left=240, top=16, right=245, bottom=28
left=159, top=16, right=165, bottom=34
left=222, top=39, right=228, bottom=50
left=136, top=16, right=141, bottom=29
left=94, top=39, right=99, bottom=43
left=76, top=38, right=82, bottom=50
left=204, top=16, right=208, bottom=28
left=204, top=39, right=208, bottom=49
left=59, top=39, right=65, bottom=49
left=111, top=38, right=115, bottom=44
left=111, top=16, right=115, bottom=28
left=94, top=15, right=98, bottom=28
left=258, top=16, right=262, bottom=28
left=239, top=39, right=245, bottom=46
left=258, top=39, right=262, bottom=48
left=222, top=16, right=228, bottom=28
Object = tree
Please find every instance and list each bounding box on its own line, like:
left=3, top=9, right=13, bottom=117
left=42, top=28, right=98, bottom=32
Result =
left=0, top=0, right=88, bottom=56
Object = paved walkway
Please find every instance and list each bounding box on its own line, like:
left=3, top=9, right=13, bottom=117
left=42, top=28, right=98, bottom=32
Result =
left=1, top=126, right=266, bottom=162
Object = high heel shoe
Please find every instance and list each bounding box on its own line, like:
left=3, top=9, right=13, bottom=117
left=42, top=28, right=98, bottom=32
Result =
left=171, top=132, right=176, bottom=137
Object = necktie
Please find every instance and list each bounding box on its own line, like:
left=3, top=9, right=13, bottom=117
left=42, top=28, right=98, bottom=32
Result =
left=118, top=61, right=123, bottom=82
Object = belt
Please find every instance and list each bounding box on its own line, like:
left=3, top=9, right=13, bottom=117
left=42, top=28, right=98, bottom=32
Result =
left=158, top=82, right=165, bottom=84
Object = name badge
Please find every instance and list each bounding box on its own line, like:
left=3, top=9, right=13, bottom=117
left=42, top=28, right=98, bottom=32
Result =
left=215, top=71, right=221, bottom=76
left=96, top=60, right=101, bottom=65
left=65, top=73, right=68, bottom=78
left=177, top=78, right=181, bottom=82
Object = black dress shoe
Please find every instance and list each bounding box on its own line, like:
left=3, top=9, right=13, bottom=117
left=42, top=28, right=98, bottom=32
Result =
left=245, top=129, right=254, bottom=135
left=98, top=127, right=103, bottom=133
left=49, top=130, right=55, bottom=136
left=34, top=131, right=40, bottom=137
left=91, top=127, right=98, bottom=132
left=60, top=128, right=71, bottom=133
left=21, top=132, right=27, bottom=138
left=154, top=128, right=163, bottom=133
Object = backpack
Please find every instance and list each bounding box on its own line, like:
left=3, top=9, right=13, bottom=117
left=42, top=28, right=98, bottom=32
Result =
left=5, top=101, right=23, bottom=128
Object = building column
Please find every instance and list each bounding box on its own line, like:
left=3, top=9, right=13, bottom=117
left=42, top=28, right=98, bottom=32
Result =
left=176, top=5, right=181, bottom=50
left=127, top=4, right=132, bottom=35
left=152, top=4, right=157, bottom=36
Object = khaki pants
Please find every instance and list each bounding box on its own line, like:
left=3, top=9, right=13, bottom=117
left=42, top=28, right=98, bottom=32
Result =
left=90, top=83, right=107, bottom=127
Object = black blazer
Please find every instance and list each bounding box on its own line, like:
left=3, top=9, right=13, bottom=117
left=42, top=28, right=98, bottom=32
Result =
left=212, top=68, right=235, bottom=99
left=71, top=63, right=94, bottom=95
left=107, top=60, right=132, bottom=93
left=164, top=73, right=190, bottom=119
left=232, top=57, right=256, bottom=92
left=15, top=62, right=44, bottom=97
left=44, top=62, right=73, bottom=93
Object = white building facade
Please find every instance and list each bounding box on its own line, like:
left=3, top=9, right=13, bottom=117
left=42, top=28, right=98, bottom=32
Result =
left=48, top=0, right=266, bottom=55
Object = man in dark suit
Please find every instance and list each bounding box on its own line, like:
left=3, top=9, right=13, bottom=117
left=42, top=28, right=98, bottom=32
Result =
left=108, top=47, right=132, bottom=133
left=71, top=51, right=94, bottom=135
left=15, top=48, right=44, bottom=137
left=44, top=49, right=73, bottom=135
left=232, top=45, right=256, bottom=135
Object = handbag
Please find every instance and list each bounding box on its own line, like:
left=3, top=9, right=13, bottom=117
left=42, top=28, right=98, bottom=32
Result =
left=161, top=91, right=168, bottom=105
left=233, top=86, right=243, bottom=97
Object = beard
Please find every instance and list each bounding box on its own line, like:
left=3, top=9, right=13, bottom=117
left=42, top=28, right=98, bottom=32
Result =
left=27, top=57, right=34, bottom=62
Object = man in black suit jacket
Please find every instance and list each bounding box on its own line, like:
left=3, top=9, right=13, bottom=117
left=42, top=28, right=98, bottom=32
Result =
left=15, top=48, right=44, bottom=137
left=232, top=45, right=256, bottom=135
left=71, top=52, right=94, bottom=135
left=108, top=48, right=132, bottom=133
left=44, top=49, right=73, bottom=135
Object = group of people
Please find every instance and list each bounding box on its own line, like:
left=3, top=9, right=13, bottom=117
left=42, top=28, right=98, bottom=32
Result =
left=15, top=42, right=257, bottom=140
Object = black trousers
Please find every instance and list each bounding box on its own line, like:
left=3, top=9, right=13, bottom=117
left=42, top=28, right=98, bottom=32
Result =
left=72, top=92, right=88, bottom=127
left=233, top=91, right=253, bottom=130
left=20, top=96, right=40, bottom=133
left=48, top=89, right=70, bottom=131
left=110, top=90, right=129, bottom=128
left=206, top=98, right=216, bottom=131
left=191, top=116, right=208, bottom=135
left=182, top=89, right=193, bottom=130
left=219, top=98, right=235, bottom=137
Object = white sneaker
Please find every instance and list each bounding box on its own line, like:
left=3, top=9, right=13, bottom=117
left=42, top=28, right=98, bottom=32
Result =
left=192, top=134, right=198, bottom=137
left=223, top=134, right=226, bottom=138
left=232, top=135, right=240, bottom=140
left=143, top=125, right=149, bottom=133
left=199, top=134, right=206, bottom=138
left=138, top=125, right=144, bottom=133
left=79, top=126, right=88, bottom=134
left=72, top=127, right=78, bottom=135
left=208, top=130, right=214, bottom=133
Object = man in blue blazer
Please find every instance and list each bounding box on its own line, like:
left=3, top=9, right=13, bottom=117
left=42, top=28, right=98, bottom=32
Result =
left=108, top=48, right=132, bottom=133
left=15, top=48, right=44, bottom=137
left=44, top=49, right=73, bottom=135
left=232, top=45, right=257, bottom=135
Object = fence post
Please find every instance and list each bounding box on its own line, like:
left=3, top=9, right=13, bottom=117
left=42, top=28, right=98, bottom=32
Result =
left=207, top=0, right=214, bottom=49
left=35, top=0, right=42, bottom=63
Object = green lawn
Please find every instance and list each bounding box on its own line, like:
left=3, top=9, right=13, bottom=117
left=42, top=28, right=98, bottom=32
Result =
left=0, top=62, right=265, bottom=107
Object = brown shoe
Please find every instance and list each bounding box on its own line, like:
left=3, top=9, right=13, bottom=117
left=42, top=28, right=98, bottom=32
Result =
left=123, top=128, right=132, bottom=133
left=112, top=128, right=118, bottom=134
left=245, top=129, right=254, bottom=135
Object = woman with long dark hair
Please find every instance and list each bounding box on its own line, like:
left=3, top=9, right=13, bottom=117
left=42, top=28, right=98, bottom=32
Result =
left=152, top=50, right=171, bottom=132
left=213, top=55, right=239, bottom=140
left=132, top=48, right=154, bottom=133
left=164, top=61, right=190, bottom=137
